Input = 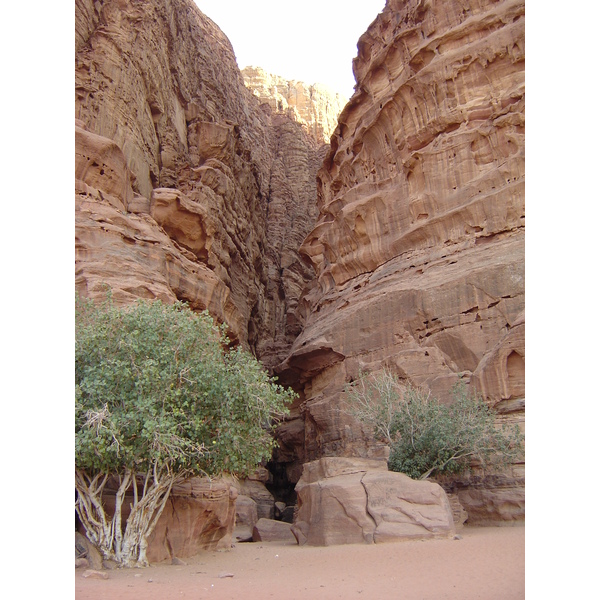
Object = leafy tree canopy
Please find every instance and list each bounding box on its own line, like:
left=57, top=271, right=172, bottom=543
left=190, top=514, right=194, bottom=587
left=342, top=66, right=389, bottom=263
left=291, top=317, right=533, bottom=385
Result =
left=75, top=293, right=296, bottom=565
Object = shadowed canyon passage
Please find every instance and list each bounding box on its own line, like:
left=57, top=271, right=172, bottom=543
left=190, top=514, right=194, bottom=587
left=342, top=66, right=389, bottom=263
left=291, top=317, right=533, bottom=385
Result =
left=75, top=0, right=524, bottom=553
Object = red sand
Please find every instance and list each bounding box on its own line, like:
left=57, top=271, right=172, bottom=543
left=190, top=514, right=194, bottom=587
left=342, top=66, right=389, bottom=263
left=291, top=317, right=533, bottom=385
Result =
left=75, top=526, right=524, bottom=599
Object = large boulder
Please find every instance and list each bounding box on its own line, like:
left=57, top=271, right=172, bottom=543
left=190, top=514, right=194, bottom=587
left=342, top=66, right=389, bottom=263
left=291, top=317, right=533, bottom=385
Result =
left=233, top=494, right=259, bottom=542
left=252, top=518, right=297, bottom=544
left=146, top=478, right=236, bottom=562
left=292, top=458, right=455, bottom=546
left=97, top=477, right=236, bottom=563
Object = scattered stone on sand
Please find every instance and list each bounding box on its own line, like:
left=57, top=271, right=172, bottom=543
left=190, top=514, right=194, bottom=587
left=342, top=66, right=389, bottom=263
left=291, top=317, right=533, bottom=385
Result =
left=81, top=569, right=108, bottom=580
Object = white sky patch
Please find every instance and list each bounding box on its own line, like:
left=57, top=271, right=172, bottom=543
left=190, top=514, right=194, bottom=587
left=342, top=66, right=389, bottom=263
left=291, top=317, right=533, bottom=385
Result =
left=193, top=0, right=386, bottom=99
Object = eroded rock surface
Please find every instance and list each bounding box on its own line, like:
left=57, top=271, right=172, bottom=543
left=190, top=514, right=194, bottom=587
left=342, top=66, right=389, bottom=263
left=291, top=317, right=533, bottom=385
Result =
left=292, top=458, right=455, bottom=545
left=75, top=0, right=331, bottom=365
left=242, top=66, right=347, bottom=145
left=440, top=466, right=525, bottom=526
left=277, top=0, right=525, bottom=522
left=95, top=478, right=236, bottom=563
left=75, top=0, right=525, bottom=529
left=147, top=479, right=237, bottom=562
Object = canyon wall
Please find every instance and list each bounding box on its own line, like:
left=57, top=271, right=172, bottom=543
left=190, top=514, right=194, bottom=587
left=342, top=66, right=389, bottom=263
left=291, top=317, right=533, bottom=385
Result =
left=276, top=0, right=525, bottom=522
left=242, top=66, right=347, bottom=145
left=75, top=0, right=525, bottom=526
left=75, top=0, right=337, bottom=366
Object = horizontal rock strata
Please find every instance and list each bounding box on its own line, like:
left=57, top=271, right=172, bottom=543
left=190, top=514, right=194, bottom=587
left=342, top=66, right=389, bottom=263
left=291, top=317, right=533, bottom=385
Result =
left=439, top=467, right=525, bottom=526
left=277, top=0, right=525, bottom=523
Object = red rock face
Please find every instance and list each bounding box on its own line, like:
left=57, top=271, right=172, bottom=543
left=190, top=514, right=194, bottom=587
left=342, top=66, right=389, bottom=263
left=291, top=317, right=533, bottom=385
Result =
left=98, top=478, right=236, bottom=562
left=75, top=0, right=525, bottom=526
left=276, top=0, right=525, bottom=522
left=75, top=0, right=327, bottom=364
left=242, top=67, right=348, bottom=145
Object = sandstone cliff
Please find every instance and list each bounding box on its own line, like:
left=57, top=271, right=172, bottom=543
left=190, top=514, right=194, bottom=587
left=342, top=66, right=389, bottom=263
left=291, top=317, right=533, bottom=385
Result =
left=276, top=0, right=525, bottom=522
left=75, top=0, right=331, bottom=366
left=75, top=0, right=525, bottom=527
left=242, top=66, right=347, bottom=145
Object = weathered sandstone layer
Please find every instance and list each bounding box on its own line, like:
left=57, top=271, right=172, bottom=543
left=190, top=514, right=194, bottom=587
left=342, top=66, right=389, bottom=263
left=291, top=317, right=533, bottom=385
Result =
left=96, top=478, right=236, bottom=562
left=75, top=0, right=333, bottom=367
left=242, top=66, right=347, bottom=145
left=277, top=0, right=525, bottom=523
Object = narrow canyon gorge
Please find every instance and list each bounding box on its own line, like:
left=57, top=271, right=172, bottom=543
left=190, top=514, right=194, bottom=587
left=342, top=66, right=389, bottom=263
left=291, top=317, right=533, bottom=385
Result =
left=75, top=0, right=524, bottom=558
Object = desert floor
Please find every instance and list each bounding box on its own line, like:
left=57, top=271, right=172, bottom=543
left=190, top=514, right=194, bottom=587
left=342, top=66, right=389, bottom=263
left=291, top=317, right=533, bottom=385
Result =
left=75, top=525, right=525, bottom=600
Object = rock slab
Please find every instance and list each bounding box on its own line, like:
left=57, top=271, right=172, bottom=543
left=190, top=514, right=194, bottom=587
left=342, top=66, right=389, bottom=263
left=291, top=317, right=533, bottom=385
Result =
left=252, top=518, right=297, bottom=544
left=292, top=458, right=455, bottom=546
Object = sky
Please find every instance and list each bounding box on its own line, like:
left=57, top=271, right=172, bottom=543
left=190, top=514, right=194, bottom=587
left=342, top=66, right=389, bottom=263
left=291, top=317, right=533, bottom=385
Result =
left=193, top=0, right=386, bottom=99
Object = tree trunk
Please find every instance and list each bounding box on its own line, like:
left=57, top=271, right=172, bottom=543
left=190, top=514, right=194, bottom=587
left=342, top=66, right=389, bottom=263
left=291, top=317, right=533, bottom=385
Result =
left=75, top=466, right=180, bottom=567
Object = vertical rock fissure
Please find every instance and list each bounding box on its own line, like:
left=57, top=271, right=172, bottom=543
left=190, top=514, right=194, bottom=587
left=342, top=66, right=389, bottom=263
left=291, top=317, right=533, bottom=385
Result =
left=360, top=472, right=378, bottom=534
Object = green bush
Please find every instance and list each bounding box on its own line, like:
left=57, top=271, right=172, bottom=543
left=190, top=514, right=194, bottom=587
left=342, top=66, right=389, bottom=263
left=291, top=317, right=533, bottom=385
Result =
left=344, top=369, right=523, bottom=480
left=75, top=293, right=295, bottom=566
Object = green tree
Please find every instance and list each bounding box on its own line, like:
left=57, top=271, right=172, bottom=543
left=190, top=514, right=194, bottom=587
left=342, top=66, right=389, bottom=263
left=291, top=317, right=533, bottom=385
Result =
left=344, top=368, right=523, bottom=480
left=75, top=294, right=296, bottom=567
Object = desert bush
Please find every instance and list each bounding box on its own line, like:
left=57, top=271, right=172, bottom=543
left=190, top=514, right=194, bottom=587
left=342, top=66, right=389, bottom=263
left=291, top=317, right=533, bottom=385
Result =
left=344, top=369, right=523, bottom=480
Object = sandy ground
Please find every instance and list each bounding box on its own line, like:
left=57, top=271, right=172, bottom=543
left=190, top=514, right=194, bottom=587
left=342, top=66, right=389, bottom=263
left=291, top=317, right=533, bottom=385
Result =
left=75, top=526, right=524, bottom=600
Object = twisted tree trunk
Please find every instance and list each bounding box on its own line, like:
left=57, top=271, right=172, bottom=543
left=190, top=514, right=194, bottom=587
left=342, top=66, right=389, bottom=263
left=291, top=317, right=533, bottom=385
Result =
left=75, top=463, right=180, bottom=567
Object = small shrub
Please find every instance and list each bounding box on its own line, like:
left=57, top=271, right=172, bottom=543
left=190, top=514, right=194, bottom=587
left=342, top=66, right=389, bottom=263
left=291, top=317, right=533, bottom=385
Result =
left=344, top=369, right=523, bottom=480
